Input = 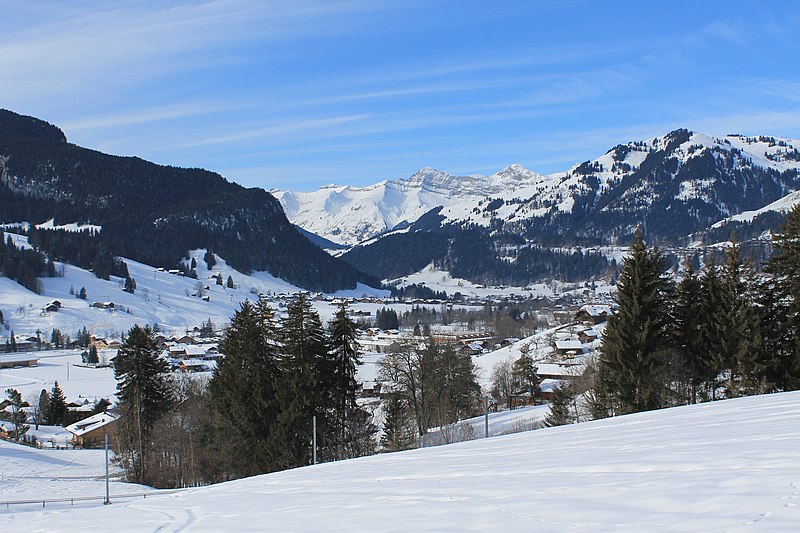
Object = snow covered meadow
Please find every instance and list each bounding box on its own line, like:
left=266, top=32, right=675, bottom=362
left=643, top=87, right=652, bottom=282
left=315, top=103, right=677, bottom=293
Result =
left=3, top=391, right=799, bottom=532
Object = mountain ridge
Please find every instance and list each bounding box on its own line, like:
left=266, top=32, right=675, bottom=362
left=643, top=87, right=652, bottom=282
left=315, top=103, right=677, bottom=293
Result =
left=0, top=109, right=376, bottom=292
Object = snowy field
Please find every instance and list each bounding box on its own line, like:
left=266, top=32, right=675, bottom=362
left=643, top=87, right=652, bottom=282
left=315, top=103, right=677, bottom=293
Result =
left=0, top=349, right=118, bottom=408
left=4, top=391, right=799, bottom=532
left=0, top=439, right=154, bottom=504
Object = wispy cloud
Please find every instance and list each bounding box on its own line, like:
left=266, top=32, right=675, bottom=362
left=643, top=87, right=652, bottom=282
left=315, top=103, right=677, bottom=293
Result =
left=60, top=101, right=254, bottom=131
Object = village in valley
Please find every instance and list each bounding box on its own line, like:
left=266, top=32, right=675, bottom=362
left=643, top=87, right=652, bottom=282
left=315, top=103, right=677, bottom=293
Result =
left=0, top=282, right=613, bottom=454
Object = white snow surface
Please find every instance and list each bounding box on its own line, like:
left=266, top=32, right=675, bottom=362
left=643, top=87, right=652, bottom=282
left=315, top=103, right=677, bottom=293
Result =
left=4, top=391, right=800, bottom=532
left=712, top=190, right=800, bottom=228
left=0, top=439, right=154, bottom=502
left=0, top=242, right=387, bottom=339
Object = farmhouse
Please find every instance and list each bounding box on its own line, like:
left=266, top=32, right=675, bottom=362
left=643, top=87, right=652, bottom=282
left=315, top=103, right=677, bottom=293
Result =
left=575, top=304, right=612, bottom=325
left=65, top=411, right=118, bottom=448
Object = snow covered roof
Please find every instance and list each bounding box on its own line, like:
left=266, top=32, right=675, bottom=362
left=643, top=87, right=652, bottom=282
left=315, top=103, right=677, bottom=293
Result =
left=65, top=412, right=118, bottom=437
left=536, top=363, right=583, bottom=378
left=555, top=340, right=583, bottom=351
left=0, top=354, right=39, bottom=366
left=578, top=304, right=612, bottom=317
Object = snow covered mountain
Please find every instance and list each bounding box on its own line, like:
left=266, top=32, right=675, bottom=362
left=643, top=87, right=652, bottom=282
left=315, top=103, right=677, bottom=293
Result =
left=274, top=164, right=548, bottom=246
left=280, top=130, right=800, bottom=250
left=434, top=130, right=800, bottom=238
left=331, top=130, right=800, bottom=285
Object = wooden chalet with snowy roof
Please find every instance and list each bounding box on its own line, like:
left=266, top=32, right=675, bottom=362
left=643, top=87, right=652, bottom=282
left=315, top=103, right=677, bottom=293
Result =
left=65, top=411, right=118, bottom=448
left=575, top=304, right=612, bottom=325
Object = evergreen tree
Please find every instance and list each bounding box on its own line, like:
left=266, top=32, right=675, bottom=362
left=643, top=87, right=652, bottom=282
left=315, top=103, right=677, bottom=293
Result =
left=381, top=395, right=415, bottom=451
left=226, top=275, right=234, bottom=289
left=50, top=329, right=62, bottom=349
left=123, top=276, right=136, bottom=294
left=763, top=204, right=800, bottom=390
left=46, top=381, right=68, bottom=426
left=699, top=254, right=724, bottom=400
left=598, top=230, right=672, bottom=415
left=37, top=389, right=50, bottom=428
left=4, top=388, right=29, bottom=441
left=78, top=286, right=87, bottom=300
left=113, top=324, right=175, bottom=484
left=327, top=301, right=373, bottom=459
left=512, top=343, right=540, bottom=403
left=204, top=250, right=216, bottom=270
left=714, top=242, right=760, bottom=397
left=209, top=299, right=282, bottom=478
left=672, top=260, right=708, bottom=403
left=544, top=383, right=573, bottom=427
left=274, top=293, right=332, bottom=467
left=87, top=344, right=100, bottom=365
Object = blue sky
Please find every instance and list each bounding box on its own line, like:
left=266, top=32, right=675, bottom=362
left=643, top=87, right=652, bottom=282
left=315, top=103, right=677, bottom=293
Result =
left=2, top=1, right=799, bottom=191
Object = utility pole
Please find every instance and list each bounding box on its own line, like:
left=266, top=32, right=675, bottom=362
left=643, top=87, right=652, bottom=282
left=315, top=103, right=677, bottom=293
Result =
left=312, top=415, right=317, bottom=465
left=484, top=396, right=490, bottom=438
left=104, top=431, right=111, bottom=505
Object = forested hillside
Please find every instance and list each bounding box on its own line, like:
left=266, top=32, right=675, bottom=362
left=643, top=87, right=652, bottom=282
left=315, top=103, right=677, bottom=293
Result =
left=0, top=110, right=374, bottom=292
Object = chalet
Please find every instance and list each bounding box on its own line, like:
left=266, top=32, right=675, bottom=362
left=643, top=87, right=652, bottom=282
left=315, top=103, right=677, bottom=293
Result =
left=65, top=412, right=118, bottom=448
left=539, top=378, right=566, bottom=402
left=536, top=362, right=583, bottom=381
left=43, top=300, right=62, bottom=313
left=357, top=336, right=402, bottom=354
left=575, top=304, right=612, bottom=325
left=0, top=354, right=39, bottom=368
left=460, top=342, right=485, bottom=356
left=577, top=328, right=599, bottom=344
left=554, top=339, right=583, bottom=358
left=360, top=381, right=382, bottom=397
left=179, top=359, right=209, bottom=373
left=90, top=301, right=115, bottom=310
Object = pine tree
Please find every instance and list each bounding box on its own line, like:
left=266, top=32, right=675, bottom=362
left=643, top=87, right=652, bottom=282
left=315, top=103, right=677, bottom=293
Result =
left=714, top=241, right=760, bottom=397
left=123, top=276, right=136, bottom=294
left=763, top=204, right=800, bottom=390
left=113, top=324, right=175, bottom=483
left=381, top=395, right=415, bottom=452
left=598, top=230, right=672, bottom=415
left=46, top=381, right=68, bottom=426
left=209, top=299, right=282, bottom=478
left=274, top=293, right=331, bottom=467
left=204, top=250, right=216, bottom=270
left=226, top=275, right=234, bottom=289
left=37, top=389, right=50, bottom=429
left=78, top=286, right=87, bottom=300
left=88, top=344, right=100, bottom=365
left=512, top=343, right=540, bottom=403
left=4, top=388, right=29, bottom=441
left=672, top=260, right=708, bottom=403
left=544, top=383, right=573, bottom=427
left=327, top=301, right=372, bottom=459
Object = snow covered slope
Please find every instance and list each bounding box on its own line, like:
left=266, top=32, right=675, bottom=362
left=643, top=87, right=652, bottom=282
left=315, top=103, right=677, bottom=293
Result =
left=274, top=164, right=548, bottom=246
left=0, top=237, right=386, bottom=339
left=6, top=391, right=800, bottom=532
left=712, top=189, right=800, bottom=228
